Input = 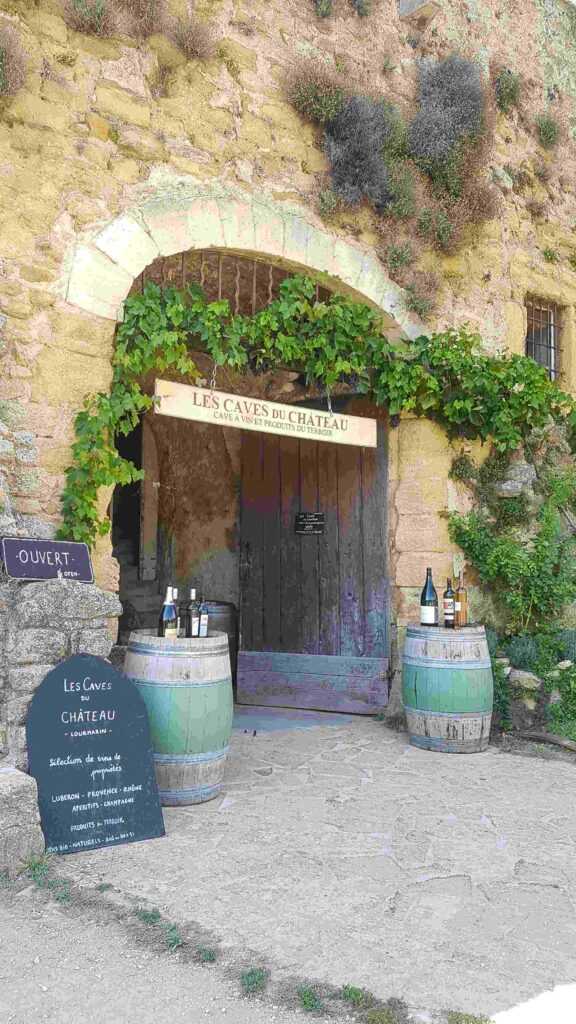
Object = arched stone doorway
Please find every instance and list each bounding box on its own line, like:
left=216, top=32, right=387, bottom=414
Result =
left=62, top=181, right=417, bottom=713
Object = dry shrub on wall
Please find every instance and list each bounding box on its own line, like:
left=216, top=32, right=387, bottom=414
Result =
left=0, top=24, right=27, bottom=98
left=168, top=14, right=215, bottom=60
left=63, top=0, right=115, bottom=37
left=118, top=0, right=165, bottom=40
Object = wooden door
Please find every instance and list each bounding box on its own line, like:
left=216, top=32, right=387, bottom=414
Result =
left=236, top=414, right=389, bottom=713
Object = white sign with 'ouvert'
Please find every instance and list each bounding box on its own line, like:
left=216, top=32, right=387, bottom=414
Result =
left=153, top=380, right=378, bottom=448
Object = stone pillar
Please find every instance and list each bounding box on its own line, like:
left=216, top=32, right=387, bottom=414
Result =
left=0, top=579, right=122, bottom=770
left=0, top=765, right=45, bottom=877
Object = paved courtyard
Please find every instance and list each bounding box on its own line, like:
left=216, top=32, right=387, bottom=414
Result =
left=57, top=710, right=576, bottom=1019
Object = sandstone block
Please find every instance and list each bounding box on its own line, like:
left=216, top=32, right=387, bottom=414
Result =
left=142, top=195, right=224, bottom=256
left=66, top=245, right=134, bottom=322
left=95, top=214, right=160, bottom=278
left=396, top=513, right=452, bottom=553
left=31, top=346, right=113, bottom=405
left=95, top=83, right=151, bottom=128
left=396, top=552, right=454, bottom=588
left=87, top=113, right=111, bottom=141
left=7, top=629, right=68, bottom=666
left=8, top=94, right=69, bottom=133
left=116, top=124, right=167, bottom=163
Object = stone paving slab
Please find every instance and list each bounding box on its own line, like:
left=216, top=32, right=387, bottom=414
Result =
left=57, top=718, right=576, bottom=1019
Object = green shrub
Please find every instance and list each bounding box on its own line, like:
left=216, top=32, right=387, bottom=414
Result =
left=405, top=284, right=434, bottom=319
left=385, top=243, right=413, bottom=273
left=0, top=25, right=27, bottom=97
left=64, top=0, right=114, bottom=36
left=492, top=493, right=530, bottom=529
left=341, top=984, right=373, bottom=1007
left=240, top=967, right=269, bottom=996
left=298, top=986, right=324, bottom=1011
left=495, top=69, right=521, bottom=114
left=388, top=164, right=416, bottom=218
left=542, top=247, right=560, bottom=263
left=288, top=62, right=346, bottom=125
left=417, top=208, right=454, bottom=250
left=547, top=663, right=576, bottom=739
left=318, top=189, right=340, bottom=218
left=197, top=946, right=218, bottom=962
left=449, top=452, right=478, bottom=484
left=536, top=113, right=560, bottom=149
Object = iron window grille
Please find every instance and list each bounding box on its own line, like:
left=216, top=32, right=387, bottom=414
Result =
left=525, top=298, right=560, bottom=380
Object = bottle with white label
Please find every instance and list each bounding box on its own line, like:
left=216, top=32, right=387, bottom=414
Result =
left=158, top=586, right=178, bottom=639
left=185, top=588, right=201, bottom=638
left=420, top=568, right=439, bottom=627
left=443, top=578, right=455, bottom=629
left=172, top=586, right=180, bottom=636
left=198, top=595, right=209, bottom=638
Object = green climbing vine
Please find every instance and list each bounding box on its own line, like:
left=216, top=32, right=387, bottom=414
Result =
left=58, top=275, right=575, bottom=547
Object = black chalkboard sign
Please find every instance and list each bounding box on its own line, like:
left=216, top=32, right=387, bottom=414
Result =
left=26, top=655, right=165, bottom=855
left=295, top=512, right=325, bottom=535
left=1, top=537, right=93, bottom=583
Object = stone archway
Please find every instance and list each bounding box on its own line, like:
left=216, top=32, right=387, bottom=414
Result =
left=63, top=180, right=421, bottom=341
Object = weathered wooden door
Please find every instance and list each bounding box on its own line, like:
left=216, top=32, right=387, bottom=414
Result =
left=236, top=409, right=389, bottom=713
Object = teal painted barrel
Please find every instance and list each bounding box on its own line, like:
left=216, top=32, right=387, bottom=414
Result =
left=402, top=624, right=493, bottom=753
left=124, top=630, right=233, bottom=805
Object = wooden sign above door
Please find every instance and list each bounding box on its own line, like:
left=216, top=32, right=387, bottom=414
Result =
left=154, top=380, right=377, bottom=448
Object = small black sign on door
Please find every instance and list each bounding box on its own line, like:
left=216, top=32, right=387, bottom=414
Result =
left=295, top=512, right=325, bottom=535
left=1, top=537, right=94, bottom=583
left=26, top=654, right=165, bottom=855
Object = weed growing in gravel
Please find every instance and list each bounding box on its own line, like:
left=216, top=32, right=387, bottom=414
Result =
left=96, top=882, right=113, bottom=892
left=164, top=923, right=184, bottom=950
left=197, top=946, right=218, bottom=963
left=0, top=870, right=11, bottom=887
left=241, top=967, right=270, bottom=996
left=25, top=854, right=52, bottom=887
left=136, top=907, right=161, bottom=925
left=365, top=998, right=411, bottom=1023
left=341, top=983, right=373, bottom=1007
left=47, top=879, right=72, bottom=905
left=298, top=985, right=324, bottom=1012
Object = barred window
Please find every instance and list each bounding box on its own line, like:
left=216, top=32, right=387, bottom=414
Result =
left=525, top=298, right=560, bottom=380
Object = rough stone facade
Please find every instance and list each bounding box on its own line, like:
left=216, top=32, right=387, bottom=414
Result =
left=1, top=0, right=576, bottom=705
left=0, top=764, right=45, bottom=876
left=0, top=580, right=122, bottom=766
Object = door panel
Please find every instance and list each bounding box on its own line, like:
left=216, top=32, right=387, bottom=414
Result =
left=237, top=413, right=389, bottom=713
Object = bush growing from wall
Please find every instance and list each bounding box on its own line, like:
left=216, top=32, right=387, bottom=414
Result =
left=409, top=55, right=485, bottom=199
left=535, top=112, right=560, bottom=150
left=63, top=0, right=115, bottom=36
left=494, top=68, right=521, bottom=114
left=168, top=14, right=215, bottom=60
left=0, top=25, right=27, bottom=98
left=324, top=96, right=406, bottom=211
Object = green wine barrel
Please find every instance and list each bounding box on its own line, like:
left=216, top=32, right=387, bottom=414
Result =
left=124, top=630, right=233, bottom=805
left=402, top=624, right=493, bottom=753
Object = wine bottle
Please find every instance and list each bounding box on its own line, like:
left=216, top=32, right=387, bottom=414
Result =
left=185, top=588, right=201, bottom=638
left=172, top=586, right=180, bottom=636
left=198, top=595, right=209, bottom=638
left=158, top=586, right=178, bottom=639
left=443, top=578, right=455, bottom=629
left=455, top=573, right=468, bottom=628
left=420, top=568, right=438, bottom=626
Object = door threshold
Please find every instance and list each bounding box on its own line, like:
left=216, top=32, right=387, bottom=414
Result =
left=233, top=704, right=357, bottom=732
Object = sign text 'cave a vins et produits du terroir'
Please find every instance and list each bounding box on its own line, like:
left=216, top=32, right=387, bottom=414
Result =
left=154, top=380, right=378, bottom=448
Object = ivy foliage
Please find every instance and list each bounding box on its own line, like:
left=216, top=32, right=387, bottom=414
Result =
left=58, top=276, right=575, bottom=547
left=449, top=458, right=576, bottom=633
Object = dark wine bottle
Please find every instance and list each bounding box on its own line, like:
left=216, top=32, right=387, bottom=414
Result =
left=198, top=595, right=209, bottom=638
left=158, top=586, right=178, bottom=639
left=420, top=568, right=438, bottom=627
left=185, top=588, right=200, bottom=638
left=443, top=578, right=455, bottom=629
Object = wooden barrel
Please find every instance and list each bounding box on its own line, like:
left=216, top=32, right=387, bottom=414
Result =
left=402, top=624, right=493, bottom=753
left=124, top=630, right=233, bottom=806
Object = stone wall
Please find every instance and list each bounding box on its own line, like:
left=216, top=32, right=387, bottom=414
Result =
left=0, top=579, right=122, bottom=768
left=1, top=0, right=576, bottom=650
